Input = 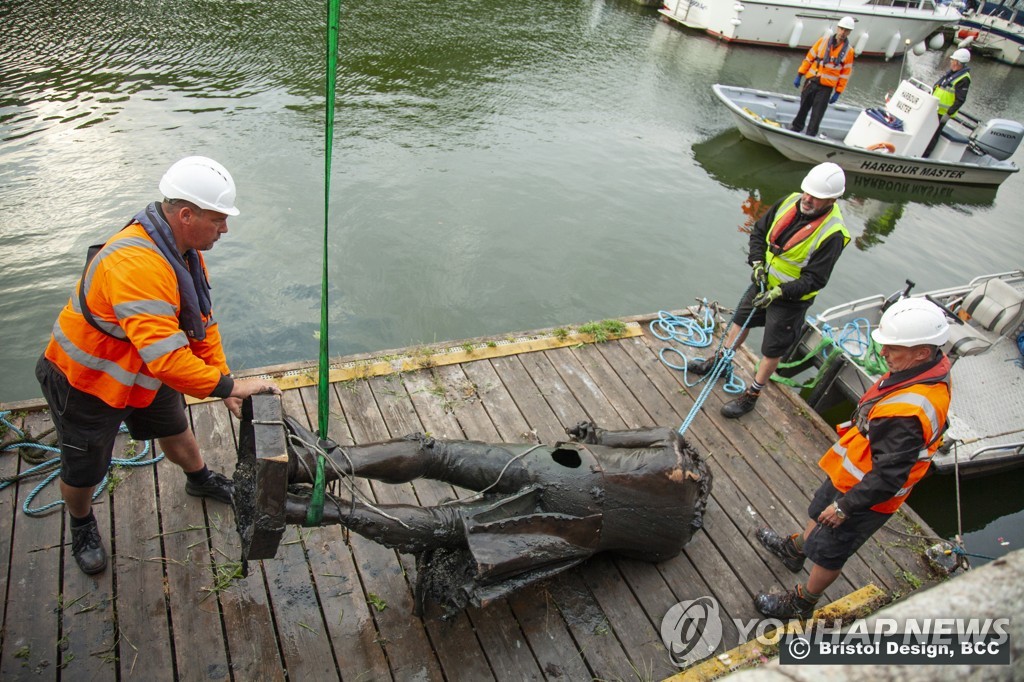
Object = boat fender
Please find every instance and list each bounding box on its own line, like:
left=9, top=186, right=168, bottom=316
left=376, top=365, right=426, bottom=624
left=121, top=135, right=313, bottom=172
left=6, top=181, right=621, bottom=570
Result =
left=854, top=31, right=870, bottom=55
left=867, top=142, right=896, bottom=154
left=885, top=31, right=902, bottom=60
left=788, top=20, right=803, bottom=48
left=913, top=41, right=927, bottom=56
left=929, top=32, right=946, bottom=50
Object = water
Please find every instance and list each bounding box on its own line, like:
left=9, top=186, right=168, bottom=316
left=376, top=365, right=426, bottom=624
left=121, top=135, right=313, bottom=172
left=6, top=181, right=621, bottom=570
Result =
left=1, top=0, right=1022, bottom=559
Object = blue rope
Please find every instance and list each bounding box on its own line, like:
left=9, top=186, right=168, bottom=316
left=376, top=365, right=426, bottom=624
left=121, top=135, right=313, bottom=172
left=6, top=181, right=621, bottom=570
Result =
left=654, top=291, right=762, bottom=436
left=1, top=410, right=164, bottom=516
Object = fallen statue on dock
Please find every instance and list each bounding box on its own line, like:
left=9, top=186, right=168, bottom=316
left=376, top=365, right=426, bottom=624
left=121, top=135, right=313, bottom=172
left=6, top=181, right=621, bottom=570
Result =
left=233, top=395, right=711, bottom=616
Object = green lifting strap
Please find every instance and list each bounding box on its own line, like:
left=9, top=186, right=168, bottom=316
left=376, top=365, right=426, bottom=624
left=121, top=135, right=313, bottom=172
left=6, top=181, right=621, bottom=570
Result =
left=305, top=454, right=327, bottom=526
left=318, top=0, right=343, bottom=439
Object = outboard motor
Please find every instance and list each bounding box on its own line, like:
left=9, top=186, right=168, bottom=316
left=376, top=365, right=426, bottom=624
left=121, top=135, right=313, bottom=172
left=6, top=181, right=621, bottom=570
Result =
left=970, top=119, right=1024, bottom=161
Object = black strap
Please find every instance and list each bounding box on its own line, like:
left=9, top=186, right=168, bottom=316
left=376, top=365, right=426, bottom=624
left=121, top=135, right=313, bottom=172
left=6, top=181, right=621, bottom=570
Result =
left=78, top=244, right=126, bottom=341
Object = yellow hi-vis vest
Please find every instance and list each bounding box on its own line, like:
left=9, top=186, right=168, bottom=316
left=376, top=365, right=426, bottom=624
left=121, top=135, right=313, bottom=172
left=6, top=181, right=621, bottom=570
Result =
left=819, top=357, right=951, bottom=514
left=933, top=70, right=971, bottom=116
left=763, top=193, right=850, bottom=301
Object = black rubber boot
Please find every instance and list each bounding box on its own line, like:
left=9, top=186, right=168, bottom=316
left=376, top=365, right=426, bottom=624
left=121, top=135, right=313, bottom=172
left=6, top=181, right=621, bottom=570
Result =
left=71, top=519, right=108, bottom=575
left=688, top=354, right=720, bottom=376
left=755, top=527, right=806, bottom=573
left=186, top=471, right=234, bottom=505
left=721, top=389, right=759, bottom=419
left=754, top=585, right=818, bottom=620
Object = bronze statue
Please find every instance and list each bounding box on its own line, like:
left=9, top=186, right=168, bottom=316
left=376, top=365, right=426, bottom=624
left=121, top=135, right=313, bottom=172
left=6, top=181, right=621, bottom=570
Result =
left=234, top=395, right=711, bottom=616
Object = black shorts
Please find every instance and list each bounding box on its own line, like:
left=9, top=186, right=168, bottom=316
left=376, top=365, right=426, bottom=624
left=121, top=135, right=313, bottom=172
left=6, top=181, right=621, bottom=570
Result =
left=35, top=356, right=189, bottom=488
left=803, top=478, right=891, bottom=570
left=730, top=284, right=812, bottom=357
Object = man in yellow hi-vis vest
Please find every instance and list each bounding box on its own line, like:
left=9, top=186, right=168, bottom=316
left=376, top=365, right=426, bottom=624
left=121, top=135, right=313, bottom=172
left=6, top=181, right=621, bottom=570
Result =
left=688, top=162, right=850, bottom=420
left=924, top=48, right=972, bottom=158
left=753, top=298, right=951, bottom=619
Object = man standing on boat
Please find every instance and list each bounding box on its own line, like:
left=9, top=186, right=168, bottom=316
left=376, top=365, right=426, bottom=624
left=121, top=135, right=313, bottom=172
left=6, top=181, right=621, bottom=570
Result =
left=36, top=156, right=280, bottom=575
left=923, top=49, right=972, bottom=158
left=688, top=162, right=850, bottom=420
left=790, top=16, right=856, bottom=138
left=752, top=298, right=951, bottom=619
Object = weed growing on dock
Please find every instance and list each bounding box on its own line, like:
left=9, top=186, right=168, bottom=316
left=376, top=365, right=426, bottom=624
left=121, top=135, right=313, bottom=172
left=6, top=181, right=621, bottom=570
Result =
left=553, top=327, right=570, bottom=342
left=461, top=342, right=475, bottom=355
left=578, top=319, right=627, bottom=343
left=367, top=592, right=388, bottom=612
left=899, top=570, right=923, bottom=590
left=486, top=340, right=497, bottom=348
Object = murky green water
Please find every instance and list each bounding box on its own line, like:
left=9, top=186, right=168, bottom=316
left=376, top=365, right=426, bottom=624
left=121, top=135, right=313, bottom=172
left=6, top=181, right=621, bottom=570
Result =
left=2, top=0, right=1022, bottom=559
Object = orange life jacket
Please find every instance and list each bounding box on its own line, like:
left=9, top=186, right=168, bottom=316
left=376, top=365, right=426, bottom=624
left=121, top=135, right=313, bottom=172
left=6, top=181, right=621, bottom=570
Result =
left=799, top=36, right=854, bottom=94
left=45, top=222, right=229, bottom=409
left=818, top=356, right=951, bottom=514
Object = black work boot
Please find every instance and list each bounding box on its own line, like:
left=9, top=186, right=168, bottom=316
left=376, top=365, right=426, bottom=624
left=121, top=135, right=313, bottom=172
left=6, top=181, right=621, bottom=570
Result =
left=756, top=527, right=806, bottom=573
left=721, top=389, right=759, bottom=419
left=71, top=519, right=108, bottom=575
left=186, top=471, right=234, bottom=505
left=754, top=585, right=819, bottom=620
left=688, top=354, right=720, bottom=377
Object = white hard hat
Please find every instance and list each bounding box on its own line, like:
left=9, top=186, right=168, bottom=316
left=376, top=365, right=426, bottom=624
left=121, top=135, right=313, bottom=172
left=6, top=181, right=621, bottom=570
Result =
left=951, top=48, right=971, bottom=64
left=159, top=156, right=239, bottom=216
left=837, top=16, right=856, bottom=30
left=800, top=162, right=846, bottom=200
left=871, top=298, right=950, bottom=347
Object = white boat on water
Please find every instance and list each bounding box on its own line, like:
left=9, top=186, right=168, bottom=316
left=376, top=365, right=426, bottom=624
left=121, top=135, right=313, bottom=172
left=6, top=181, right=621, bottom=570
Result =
left=712, top=79, right=1023, bottom=186
left=659, top=0, right=960, bottom=58
left=783, top=271, right=1024, bottom=477
left=957, top=0, right=1024, bottom=66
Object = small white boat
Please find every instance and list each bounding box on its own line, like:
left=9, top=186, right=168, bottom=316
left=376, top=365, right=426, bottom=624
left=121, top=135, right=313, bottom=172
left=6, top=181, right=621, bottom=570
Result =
left=659, top=0, right=960, bottom=59
left=957, top=1, right=1024, bottom=66
left=712, top=79, right=1023, bottom=186
left=783, top=271, right=1024, bottom=477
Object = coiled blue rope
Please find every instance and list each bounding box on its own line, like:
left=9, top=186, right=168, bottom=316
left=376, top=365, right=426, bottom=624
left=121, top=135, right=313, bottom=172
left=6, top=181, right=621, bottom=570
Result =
left=653, top=294, right=761, bottom=436
left=1, top=410, right=164, bottom=516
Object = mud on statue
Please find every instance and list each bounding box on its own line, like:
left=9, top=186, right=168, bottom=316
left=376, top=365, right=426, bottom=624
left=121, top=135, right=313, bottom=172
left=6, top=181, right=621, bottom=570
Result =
left=234, top=395, right=711, bottom=617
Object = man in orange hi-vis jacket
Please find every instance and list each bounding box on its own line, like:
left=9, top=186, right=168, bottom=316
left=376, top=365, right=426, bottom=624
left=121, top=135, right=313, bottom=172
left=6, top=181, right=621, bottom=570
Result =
left=750, top=298, right=951, bottom=620
left=36, top=156, right=280, bottom=575
left=790, top=16, right=857, bottom=138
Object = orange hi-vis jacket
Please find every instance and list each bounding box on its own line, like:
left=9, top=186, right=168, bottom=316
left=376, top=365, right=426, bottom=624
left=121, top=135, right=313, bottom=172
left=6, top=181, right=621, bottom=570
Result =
left=45, top=222, right=230, bottom=409
left=798, top=35, right=854, bottom=94
left=819, top=356, right=951, bottom=514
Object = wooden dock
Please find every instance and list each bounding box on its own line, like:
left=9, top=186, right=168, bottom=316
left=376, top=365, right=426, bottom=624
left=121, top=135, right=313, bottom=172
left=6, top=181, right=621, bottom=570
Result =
left=0, top=314, right=943, bottom=681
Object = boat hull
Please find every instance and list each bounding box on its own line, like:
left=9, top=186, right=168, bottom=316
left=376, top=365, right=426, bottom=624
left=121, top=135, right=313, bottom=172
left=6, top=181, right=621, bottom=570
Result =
left=660, top=0, right=959, bottom=58
left=712, top=83, right=1019, bottom=187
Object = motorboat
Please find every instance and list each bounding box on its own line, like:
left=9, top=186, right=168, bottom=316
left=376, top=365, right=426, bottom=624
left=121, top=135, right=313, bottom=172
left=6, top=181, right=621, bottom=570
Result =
left=712, top=79, right=1023, bottom=186
left=781, top=271, right=1024, bottom=477
left=659, top=0, right=960, bottom=59
left=956, top=1, right=1024, bottom=66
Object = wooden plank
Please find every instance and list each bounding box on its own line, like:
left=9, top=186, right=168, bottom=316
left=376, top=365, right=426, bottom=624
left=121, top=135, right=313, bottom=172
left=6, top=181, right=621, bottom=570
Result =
left=154, top=417, right=230, bottom=681
left=335, top=380, right=445, bottom=682
left=250, top=390, right=340, bottom=679
left=294, top=384, right=393, bottom=682
left=601, top=336, right=857, bottom=603
left=190, top=399, right=286, bottom=681
left=497, top=353, right=674, bottom=680
left=1, top=409, right=62, bottom=679
left=57, top=429, right=117, bottom=680
left=109, top=433, right=175, bottom=679
left=0, top=409, right=28, bottom=663
left=366, top=373, right=502, bottom=682
left=405, top=366, right=591, bottom=681
left=492, top=354, right=713, bottom=671
left=637, top=332, right=904, bottom=593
